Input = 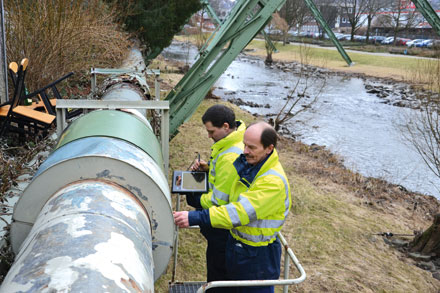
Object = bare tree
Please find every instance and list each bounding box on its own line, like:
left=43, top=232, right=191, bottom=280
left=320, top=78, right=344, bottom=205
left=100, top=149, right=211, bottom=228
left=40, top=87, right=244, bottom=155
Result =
left=376, top=0, right=421, bottom=45
left=340, top=0, right=369, bottom=41
left=316, top=0, right=339, bottom=38
left=264, top=13, right=288, bottom=64
left=271, top=45, right=326, bottom=131
left=194, top=10, right=209, bottom=50
left=272, top=12, right=289, bottom=39
left=403, top=54, right=440, bottom=181
left=404, top=100, right=440, bottom=180
left=364, top=0, right=392, bottom=43
left=278, top=0, right=312, bottom=44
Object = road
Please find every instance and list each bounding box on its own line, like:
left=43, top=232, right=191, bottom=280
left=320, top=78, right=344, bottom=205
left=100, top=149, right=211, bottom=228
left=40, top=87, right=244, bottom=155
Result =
left=284, top=40, right=437, bottom=60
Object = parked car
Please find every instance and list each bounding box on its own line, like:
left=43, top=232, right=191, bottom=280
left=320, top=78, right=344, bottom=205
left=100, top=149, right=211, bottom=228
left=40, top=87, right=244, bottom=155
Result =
left=353, top=35, right=366, bottom=42
left=381, top=37, right=394, bottom=45
left=335, top=33, right=347, bottom=41
left=396, top=38, right=411, bottom=46
left=268, top=29, right=283, bottom=35
left=427, top=39, right=440, bottom=48
left=406, top=39, right=425, bottom=47
left=370, top=36, right=386, bottom=43
left=288, top=30, right=299, bottom=37
left=420, top=39, right=433, bottom=47
left=339, top=34, right=351, bottom=41
left=334, top=33, right=344, bottom=40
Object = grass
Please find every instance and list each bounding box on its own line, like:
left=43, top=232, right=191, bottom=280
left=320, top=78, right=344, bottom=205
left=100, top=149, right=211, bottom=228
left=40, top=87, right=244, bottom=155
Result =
left=175, top=34, right=439, bottom=83
left=153, top=92, right=439, bottom=292
left=245, top=39, right=420, bottom=81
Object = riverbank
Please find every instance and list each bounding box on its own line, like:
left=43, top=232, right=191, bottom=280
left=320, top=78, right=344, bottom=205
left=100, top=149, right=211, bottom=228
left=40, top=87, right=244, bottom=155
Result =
left=153, top=53, right=440, bottom=292
left=175, top=35, right=438, bottom=88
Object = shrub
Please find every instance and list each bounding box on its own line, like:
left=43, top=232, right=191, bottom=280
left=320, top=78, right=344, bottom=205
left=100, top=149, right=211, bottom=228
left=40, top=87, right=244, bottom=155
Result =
left=5, top=0, right=131, bottom=92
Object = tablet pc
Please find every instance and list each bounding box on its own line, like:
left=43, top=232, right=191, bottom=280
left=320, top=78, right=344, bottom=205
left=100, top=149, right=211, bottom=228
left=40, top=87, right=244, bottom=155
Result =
left=172, top=171, right=208, bottom=193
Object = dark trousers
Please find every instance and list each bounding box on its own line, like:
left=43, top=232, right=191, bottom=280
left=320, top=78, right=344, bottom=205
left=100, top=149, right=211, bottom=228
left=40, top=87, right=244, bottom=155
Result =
left=224, top=235, right=281, bottom=293
left=200, top=226, right=230, bottom=293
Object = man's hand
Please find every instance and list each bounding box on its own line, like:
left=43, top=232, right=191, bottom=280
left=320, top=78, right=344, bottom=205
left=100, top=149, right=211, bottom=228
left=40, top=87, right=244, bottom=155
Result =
left=190, top=159, right=209, bottom=172
left=173, top=211, right=190, bottom=228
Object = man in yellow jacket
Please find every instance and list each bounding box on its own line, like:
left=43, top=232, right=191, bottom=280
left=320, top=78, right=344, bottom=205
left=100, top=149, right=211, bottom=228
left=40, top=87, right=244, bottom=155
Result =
left=185, top=104, right=245, bottom=292
left=175, top=122, right=291, bottom=293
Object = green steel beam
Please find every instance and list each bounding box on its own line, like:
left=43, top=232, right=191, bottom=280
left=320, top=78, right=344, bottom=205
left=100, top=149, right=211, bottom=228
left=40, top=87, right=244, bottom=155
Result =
left=202, top=0, right=278, bottom=53
left=262, top=30, right=279, bottom=53
left=166, top=0, right=352, bottom=137
left=201, top=0, right=222, bottom=24
left=412, top=0, right=440, bottom=36
left=303, top=0, right=353, bottom=66
left=166, top=0, right=286, bottom=136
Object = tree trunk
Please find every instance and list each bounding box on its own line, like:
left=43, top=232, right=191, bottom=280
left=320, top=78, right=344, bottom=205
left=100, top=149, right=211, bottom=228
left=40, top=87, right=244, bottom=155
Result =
left=410, top=213, right=440, bottom=257
left=366, top=16, right=372, bottom=43
left=265, top=52, right=273, bottom=65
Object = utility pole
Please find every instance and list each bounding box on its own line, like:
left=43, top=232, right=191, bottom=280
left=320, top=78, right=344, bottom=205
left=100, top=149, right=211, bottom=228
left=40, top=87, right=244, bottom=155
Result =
left=0, top=0, right=7, bottom=104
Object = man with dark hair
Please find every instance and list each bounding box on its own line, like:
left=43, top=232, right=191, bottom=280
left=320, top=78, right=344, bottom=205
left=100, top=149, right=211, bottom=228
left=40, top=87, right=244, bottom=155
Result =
left=186, top=104, right=246, bottom=292
left=202, top=104, right=236, bottom=131
left=175, top=122, right=291, bottom=293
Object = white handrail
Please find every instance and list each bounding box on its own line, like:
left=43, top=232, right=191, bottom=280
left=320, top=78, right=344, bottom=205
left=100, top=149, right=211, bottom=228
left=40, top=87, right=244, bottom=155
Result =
left=196, top=232, right=306, bottom=293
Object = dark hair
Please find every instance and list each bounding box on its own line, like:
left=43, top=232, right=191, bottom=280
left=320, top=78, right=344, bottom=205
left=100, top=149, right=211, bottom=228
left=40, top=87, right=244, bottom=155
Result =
left=261, top=127, right=278, bottom=148
left=202, top=105, right=235, bottom=128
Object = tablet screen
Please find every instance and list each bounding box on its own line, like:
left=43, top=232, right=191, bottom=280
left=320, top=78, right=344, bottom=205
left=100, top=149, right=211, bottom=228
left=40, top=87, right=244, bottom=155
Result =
left=172, top=171, right=208, bottom=193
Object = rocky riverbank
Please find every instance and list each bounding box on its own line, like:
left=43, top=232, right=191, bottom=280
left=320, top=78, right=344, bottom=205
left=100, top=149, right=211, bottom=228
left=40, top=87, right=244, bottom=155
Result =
left=230, top=54, right=434, bottom=111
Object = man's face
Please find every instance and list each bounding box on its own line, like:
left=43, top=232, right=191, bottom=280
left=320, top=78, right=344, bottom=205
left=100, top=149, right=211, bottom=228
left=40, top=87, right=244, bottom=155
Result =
left=204, top=121, right=229, bottom=142
left=243, top=127, right=273, bottom=165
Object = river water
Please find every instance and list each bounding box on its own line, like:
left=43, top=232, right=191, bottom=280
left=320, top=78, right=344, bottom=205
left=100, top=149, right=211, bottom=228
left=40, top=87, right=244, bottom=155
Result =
left=162, top=41, right=440, bottom=199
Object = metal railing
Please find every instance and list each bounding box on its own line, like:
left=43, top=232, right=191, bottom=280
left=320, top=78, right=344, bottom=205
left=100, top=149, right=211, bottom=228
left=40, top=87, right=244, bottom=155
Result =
left=55, top=99, right=170, bottom=175
left=172, top=195, right=306, bottom=292
left=196, top=232, right=306, bottom=293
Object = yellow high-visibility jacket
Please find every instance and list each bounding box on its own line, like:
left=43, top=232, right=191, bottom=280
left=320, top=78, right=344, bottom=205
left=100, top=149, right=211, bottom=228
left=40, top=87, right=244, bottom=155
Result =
left=200, top=121, right=246, bottom=209
left=209, top=149, right=291, bottom=246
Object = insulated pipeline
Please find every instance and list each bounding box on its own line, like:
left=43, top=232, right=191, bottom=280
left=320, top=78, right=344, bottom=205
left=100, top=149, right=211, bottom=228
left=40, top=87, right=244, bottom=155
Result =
left=1, top=48, right=174, bottom=292
left=1, top=180, right=154, bottom=292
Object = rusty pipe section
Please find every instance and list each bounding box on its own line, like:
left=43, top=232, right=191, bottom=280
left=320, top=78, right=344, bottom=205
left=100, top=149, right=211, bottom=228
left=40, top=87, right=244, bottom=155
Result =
left=101, top=48, right=150, bottom=117
left=1, top=48, right=174, bottom=292
left=1, top=180, right=154, bottom=292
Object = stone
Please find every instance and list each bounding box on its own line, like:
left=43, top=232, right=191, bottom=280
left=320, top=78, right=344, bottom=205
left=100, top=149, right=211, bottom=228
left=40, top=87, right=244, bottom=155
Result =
left=417, top=261, right=436, bottom=271
left=390, top=238, right=409, bottom=248
left=408, top=252, right=432, bottom=261
left=432, top=272, right=440, bottom=280
left=50, top=132, right=58, bottom=141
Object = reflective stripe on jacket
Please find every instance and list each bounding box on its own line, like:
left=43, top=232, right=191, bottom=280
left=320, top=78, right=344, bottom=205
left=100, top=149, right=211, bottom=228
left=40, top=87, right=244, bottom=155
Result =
left=200, top=120, right=246, bottom=209
left=209, top=149, right=291, bottom=247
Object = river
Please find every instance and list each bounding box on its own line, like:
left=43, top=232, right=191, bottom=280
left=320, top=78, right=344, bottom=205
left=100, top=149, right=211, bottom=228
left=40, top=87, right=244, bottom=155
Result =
left=162, top=41, right=440, bottom=199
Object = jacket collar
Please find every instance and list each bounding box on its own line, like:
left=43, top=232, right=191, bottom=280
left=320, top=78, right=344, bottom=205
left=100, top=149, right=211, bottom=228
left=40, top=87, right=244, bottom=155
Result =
left=210, top=120, right=245, bottom=159
left=233, top=149, right=278, bottom=187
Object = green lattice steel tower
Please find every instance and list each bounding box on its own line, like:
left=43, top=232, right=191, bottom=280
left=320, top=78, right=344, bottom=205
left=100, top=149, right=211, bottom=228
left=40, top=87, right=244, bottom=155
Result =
left=304, top=0, right=353, bottom=66
left=166, top=0, right=286, bottom=136
left=412, top=0, right=440, bottom=36
left=166, top=0, right=355, bottom=137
